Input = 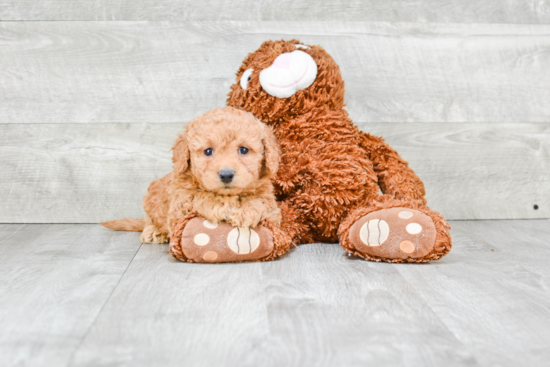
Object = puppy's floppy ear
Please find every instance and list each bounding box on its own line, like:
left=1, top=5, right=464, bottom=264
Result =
left=172, top=133, right=190, bottom=175
left=262, top=125, right=280, bottom=178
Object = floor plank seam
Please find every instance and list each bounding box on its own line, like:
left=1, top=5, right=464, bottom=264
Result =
left=64, top=240, right=143, bottom=367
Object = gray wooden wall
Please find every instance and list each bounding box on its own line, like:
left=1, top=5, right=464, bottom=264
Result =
left=0, top=1, right=549, bottom=223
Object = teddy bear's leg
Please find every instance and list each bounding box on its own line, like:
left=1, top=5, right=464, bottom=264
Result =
left=169, top=215, right=293, bottom=263
left=338, top=196, right=452, bottom=263
left=276, top=200, right=316, bottom=244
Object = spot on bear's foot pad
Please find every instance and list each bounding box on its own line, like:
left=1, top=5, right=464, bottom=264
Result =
left=227, top=227, right=260, bottom=254
left=203, top=251, right=218, bottom=262
left=359, top=219, right=389, bottom=246
left=179, top=218, right=274, bottom=263
left=349, top=207, right=437, bottom=260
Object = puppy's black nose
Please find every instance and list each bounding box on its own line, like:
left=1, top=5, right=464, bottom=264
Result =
left=219, top=169, right=235, bottom=183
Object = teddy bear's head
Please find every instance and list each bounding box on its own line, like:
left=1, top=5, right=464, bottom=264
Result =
left=226, top=39, right=345, bottom=125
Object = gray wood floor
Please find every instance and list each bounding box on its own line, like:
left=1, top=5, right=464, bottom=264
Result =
left=1, top=220, right=549, bottom=367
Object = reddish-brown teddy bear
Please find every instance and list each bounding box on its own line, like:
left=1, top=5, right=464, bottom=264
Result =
left=225, top=39, right=452, bottom=263
left=170, top=39, right=452, bottom=263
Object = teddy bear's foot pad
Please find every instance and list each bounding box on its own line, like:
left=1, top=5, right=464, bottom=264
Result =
left=349, top=207, right=437, bottom=260
left=180, top=218, right=274, bottom=263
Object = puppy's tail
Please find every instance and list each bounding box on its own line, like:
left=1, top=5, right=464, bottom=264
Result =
left=100, top=218, right=145, bottom=232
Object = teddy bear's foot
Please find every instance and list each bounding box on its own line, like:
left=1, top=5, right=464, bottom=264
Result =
left=344, top=206, right=451, bottom=263
left=173, top=217, right=278, bottom=263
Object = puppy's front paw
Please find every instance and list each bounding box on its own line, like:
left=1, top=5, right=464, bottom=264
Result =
left=228, top=210, right=262, bottom=229
left=177, top=218, right=274, bottom=263
left=141, top=225, right=169, bottom=244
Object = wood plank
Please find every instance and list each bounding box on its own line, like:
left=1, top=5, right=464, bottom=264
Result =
left=0, top=224, right=142, bottom=367
left=0, top=122, right=548, bottom=223
left=68, top=242, right=273, bottom=367
left=69, top=240, right=477, bottom=367
left=451, top=219, right=550, bottom=277
left=364, top=122, right=550, bottom=220
left=395, top=220, right=550, bottom=367
left=251, top=244, right=478, bottom=367
left=0, top=123, right=174, bottom=223
left=1, top=21, right=550, bottom=123
left=260, top=1, right=550, bottom=24
left=1, top=0, right=549, bottom=23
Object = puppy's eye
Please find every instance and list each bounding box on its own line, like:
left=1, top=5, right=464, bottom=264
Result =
left=204, top=148, right=214, bottom=156
left=240, top=68, right=253, bottom=90
left=239, top=147, right=249, bottom=155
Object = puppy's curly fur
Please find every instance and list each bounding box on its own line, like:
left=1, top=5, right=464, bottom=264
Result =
left=101, top=107, right=281, bottom=244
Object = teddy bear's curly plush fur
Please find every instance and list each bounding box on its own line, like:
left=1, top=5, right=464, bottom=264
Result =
left=225, top=39, right=452, bottom=263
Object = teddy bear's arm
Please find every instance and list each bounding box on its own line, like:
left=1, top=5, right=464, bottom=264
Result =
left=360, top=132, right=427, bottom=205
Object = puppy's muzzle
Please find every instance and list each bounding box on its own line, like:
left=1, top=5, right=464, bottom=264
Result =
left=219, top=169, right=235, bottom=184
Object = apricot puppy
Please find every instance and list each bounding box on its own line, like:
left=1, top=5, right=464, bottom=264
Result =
left=101, top=107, right=281, bottom=245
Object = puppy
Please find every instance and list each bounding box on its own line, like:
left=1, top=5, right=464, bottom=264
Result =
left=101, top=107, right=281, bottom=244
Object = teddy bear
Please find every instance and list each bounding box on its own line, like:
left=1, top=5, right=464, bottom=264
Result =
left=170, top=39, right=451, bottom=263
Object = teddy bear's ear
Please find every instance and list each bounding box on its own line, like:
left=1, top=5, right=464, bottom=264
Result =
left=262, top=126, right=280, bottom=178
left=259, top=50, right=318, bottom=98
left=172, top=133, right=190, bottom=176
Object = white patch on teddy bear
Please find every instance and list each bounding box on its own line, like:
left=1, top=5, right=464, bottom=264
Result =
left=259, top=50, right=317, bottom=99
